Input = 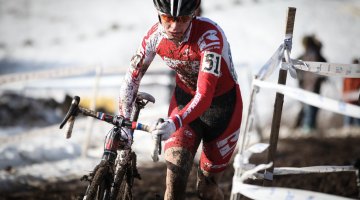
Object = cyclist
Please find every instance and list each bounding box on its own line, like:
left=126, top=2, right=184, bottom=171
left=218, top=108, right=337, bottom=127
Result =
left=119, top=0, right=243, bottom=199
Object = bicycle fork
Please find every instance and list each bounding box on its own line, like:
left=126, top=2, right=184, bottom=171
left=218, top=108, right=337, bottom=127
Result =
left=102, top=128, right=132, bottom=198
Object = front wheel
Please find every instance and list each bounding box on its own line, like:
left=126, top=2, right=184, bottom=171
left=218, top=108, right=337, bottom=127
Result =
left=111, top=152, right=140, bottom=200
left=83, top=161, right=113, bottom=200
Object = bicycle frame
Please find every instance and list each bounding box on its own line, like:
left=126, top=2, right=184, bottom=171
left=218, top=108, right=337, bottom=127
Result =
left=59, top=92, right=158, bottom=200
left=102, top=91, right=150, bottom=162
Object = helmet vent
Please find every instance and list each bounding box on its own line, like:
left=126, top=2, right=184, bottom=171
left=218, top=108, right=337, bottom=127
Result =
left=176, top=0, right=183, bottom=17
left=154, top=0, right=200, bottom=17
left=171, top=0, right=181, bottom=17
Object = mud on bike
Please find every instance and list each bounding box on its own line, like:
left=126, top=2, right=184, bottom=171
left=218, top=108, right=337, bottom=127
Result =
left=59, top=92, right=161, bottom=200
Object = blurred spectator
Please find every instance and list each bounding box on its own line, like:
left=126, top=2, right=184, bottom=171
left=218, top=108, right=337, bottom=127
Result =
left=342, top=58, right=360, bottom=127
left=295, top=35, right=327, bottom=133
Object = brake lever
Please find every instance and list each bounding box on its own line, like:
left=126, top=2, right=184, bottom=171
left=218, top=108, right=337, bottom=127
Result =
left=60, top=96, right=80, bottom=129
left=151, top=118, right=164, bottom=162
left=66, top=116, right=75, bottom=139
left=157, top=118, right=164, bottom=155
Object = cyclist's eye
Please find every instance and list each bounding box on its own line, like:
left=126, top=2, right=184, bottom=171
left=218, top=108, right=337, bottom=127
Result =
left=160, top=14, right=192, bottom=23
left=160, top=14, right=175, bottom=23
left=178, top=16, right=192, bottom=23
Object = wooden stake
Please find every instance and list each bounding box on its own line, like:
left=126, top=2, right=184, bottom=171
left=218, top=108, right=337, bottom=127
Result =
left=263, top=7, right=296, bottom=186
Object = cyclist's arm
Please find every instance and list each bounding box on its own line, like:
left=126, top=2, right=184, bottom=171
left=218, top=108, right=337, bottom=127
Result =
left=169, top=50, right=222, bottom=129
left=169, top=25, right=225, bottom=129
left=119, top=24, right=160, bottom=118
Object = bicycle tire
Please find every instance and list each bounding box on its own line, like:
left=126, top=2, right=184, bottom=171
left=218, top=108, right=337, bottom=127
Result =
left=114, top=166, right=132, bottom=200
left=112, top=152, right=140, bottom=200
left=96, top=178, right=111, bottom=200
left=83, top=161, right=113, bottom=200
left=120, top=166, right=132, bottom=200
left=110, top=163, right=127, bottom=200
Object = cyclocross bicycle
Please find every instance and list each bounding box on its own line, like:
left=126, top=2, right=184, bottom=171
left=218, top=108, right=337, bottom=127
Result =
left=59, top=92, right=161, bottom=200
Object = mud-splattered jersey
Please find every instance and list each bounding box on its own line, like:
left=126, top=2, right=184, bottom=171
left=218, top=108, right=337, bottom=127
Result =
left=119, top=17, right=239, bottom=130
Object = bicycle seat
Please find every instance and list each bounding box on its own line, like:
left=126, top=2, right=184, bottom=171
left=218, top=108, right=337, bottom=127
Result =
left=137, top=92, right=155, bottom=103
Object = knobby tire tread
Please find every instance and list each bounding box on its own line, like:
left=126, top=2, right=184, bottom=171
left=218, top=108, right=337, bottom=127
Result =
left=114, top=152, right=137, bottom=200
left=84, top=162, right=111, bottom=200
left=110, top=163, right=127, bottom=200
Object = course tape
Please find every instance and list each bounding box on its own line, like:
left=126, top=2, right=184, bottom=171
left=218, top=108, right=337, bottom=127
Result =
left=273, top=166, right=356, bottom=175
left=0, top=66, right=126, bottom=85
left=231, top=161, right=355, bottom=200
left=234, top=144, right=355, bottom=179
left=258, top=44, right=360, bottom=79
left=0, top=66, right=96, bottom=85
left=235, top=143, right=356, bottom=176
left=253, top=79, right=360, bottom=118
left=257, top=44, right=284, bottom=80
left=240, top=143, right=269, bottom=165
left=231, top=180, right=354, bottom=200
left=291, top=60, right=360, bottom=78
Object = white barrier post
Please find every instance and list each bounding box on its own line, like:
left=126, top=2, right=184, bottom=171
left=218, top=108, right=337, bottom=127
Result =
left=230, top=84, right=258, bottom=200
left=82, top=66, right=102, bottom=157
left=263, top=7, right=296, bottom=186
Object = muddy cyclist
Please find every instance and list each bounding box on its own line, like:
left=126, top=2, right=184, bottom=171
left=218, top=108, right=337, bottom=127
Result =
left=118, top=0, right=243, bottom=199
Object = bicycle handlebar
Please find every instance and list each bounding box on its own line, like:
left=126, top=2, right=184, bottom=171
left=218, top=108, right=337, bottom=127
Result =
left=78, top=106, right=153, bottom=132
left=60, top=101, right=153, bottom=136
left=59, top=95, right=161, bottom=162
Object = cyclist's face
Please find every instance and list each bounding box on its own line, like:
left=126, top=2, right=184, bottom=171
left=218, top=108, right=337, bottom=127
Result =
left=159, top=14, right=193, bottom=42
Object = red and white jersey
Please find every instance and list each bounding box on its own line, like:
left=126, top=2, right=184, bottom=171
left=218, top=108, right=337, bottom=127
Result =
left=119, top=17, right=239, bottom=129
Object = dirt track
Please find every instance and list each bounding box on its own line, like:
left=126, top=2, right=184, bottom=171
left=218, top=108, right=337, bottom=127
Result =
left=2, top=135, right=360, bottom=200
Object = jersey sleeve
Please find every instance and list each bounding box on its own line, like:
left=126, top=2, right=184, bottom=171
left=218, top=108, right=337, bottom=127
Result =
left=169, top=28, right=224, bottom=129
left=119, top=24, right=160, bottom=118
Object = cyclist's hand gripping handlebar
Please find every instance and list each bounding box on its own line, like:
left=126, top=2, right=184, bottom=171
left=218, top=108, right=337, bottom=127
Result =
left=127, top=120, right=161, bottom=162
left=59, top=96, right=80, bottom=139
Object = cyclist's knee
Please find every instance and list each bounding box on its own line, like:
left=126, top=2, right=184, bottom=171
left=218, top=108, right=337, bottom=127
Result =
left=165, top=147, right=193, bottom=173
left=196, top=169, right=224, bottom=200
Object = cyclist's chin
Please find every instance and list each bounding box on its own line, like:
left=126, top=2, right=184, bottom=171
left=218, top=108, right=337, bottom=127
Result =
left=167, top=33, right=184, bottom=42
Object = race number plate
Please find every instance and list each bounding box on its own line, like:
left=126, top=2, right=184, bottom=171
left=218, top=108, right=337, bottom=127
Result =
left=201, top=51, right=221, bottom=77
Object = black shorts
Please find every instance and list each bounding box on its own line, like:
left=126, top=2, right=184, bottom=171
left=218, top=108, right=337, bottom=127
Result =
left=174, top=86, right=236, bottom=142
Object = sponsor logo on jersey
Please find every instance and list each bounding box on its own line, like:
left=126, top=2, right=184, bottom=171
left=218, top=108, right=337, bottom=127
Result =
left=184, top=129, right=193, bottom=138
left=198, top=30, right=221, bottom=51
left=182, top=92, right=202, bottom=119
left=216, top=129, right=239, bottom=158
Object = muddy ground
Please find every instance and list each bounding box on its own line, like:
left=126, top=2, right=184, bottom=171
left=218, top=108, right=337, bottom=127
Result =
left=2, top=134, right=360, bottom=200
